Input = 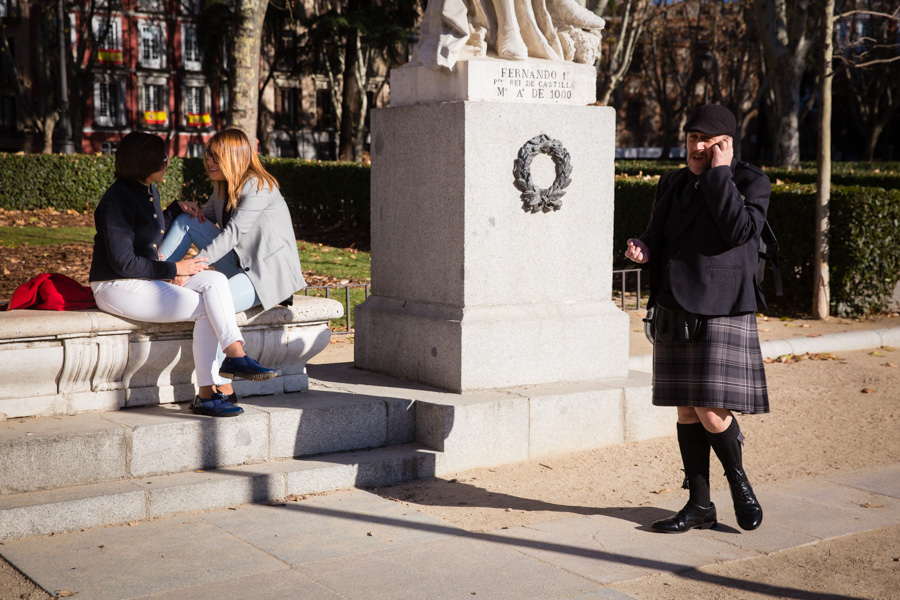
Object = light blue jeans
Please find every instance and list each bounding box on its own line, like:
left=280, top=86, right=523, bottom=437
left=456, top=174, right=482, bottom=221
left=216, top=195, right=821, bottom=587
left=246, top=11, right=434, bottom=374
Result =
left=160, top=213, right=261, bottom=386
left=159, top=213, right=261, bottom=312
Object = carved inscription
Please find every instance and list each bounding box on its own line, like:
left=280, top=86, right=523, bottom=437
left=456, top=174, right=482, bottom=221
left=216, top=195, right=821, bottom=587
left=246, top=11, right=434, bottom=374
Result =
left=492, top=66, right=574, bottom=101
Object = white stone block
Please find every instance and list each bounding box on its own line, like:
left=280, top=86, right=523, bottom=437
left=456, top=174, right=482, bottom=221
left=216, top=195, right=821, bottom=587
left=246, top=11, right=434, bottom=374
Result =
left=390, top=57, right=597, bottom=107
left=0, top=482, right=145, bottom=542
left=356, top=101, right=628, bottom=392
left=104, top=408, right=270, bottom=478
left=0, top=343, right=62, bottom=405
left=416, top=396, right=530, bottom=475
left=619, top=371, right=675, bottom=442
left=527, top=384, right=625, bottom=457
left=253, top=393, right=388, bottom=459
left=0, top=414, right=128, bottom=493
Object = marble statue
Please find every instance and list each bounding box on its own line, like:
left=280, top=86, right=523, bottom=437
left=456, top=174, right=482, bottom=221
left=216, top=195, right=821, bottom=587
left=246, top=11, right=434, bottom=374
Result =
left=414, top=0, right=605, bottom=70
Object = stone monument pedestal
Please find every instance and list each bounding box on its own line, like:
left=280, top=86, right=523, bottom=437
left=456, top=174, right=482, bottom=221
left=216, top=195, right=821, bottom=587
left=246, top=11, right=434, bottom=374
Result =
left=355, top=92, right=628, bottom=392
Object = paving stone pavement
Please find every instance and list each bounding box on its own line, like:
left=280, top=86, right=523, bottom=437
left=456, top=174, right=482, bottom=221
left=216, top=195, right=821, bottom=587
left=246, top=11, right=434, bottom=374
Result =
left=3, top=326, right=899, bottom=599
left=1, top=464, right=898, bottom=600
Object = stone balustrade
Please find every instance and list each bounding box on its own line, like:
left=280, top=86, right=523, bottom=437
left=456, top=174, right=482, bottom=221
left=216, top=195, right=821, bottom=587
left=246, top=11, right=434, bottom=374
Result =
left=0, top=295, right=343, bottom=419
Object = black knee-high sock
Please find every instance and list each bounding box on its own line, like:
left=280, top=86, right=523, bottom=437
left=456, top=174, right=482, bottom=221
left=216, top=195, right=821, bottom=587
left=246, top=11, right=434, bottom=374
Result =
left=706, top=417, right=745, bottom=473
left=677, top=422, right=711, bottom=507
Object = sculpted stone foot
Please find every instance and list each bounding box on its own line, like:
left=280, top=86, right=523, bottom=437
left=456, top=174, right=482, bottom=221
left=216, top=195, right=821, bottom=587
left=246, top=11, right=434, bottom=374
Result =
left=546, top=0, right=606, bottom=30
left=496, top=25, right=529, bottom=60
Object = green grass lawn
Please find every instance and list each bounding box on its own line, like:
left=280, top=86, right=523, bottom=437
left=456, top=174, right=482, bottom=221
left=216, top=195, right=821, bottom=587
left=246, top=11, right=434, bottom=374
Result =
left=296, top=240, right=371, bottom=333
left=0, top=226, right=96, bottom=246
left=297, top=241, right=370, bottom=282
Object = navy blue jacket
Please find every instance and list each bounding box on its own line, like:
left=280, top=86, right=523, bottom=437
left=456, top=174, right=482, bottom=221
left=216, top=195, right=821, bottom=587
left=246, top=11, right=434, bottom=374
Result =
left=638, top=159, right=771, bottom=316
left=89, top=179, right=183, bottom=282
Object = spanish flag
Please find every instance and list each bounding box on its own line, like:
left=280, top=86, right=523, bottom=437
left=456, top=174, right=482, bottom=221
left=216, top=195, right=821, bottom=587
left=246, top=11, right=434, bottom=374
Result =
left=98, top=48, right=123, bottom=64
left=144, top=111, right=167, bottom=125
left=187, top=113, right=211, bottom=128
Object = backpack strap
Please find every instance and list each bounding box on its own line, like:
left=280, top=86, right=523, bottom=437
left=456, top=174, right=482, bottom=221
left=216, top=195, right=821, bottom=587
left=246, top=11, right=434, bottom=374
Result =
left=759, top=220, right=783, bottom=297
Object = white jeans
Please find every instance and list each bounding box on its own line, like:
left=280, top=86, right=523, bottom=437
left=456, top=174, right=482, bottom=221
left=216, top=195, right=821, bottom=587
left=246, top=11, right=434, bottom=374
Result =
left=91, top=271, right=243, bottom=387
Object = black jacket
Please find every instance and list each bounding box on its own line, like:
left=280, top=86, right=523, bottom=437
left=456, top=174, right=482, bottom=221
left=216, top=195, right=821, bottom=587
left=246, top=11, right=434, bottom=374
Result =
left=89, top=178, right=183, bottom=282
left=639, top=159, right=771, bottom=316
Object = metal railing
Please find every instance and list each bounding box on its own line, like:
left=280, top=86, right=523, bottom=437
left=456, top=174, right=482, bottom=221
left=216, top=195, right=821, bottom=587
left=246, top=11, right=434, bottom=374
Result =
left=309, top=269, right=645, bottom=334
left=613, top=268, right=645, bottom=310
left=303, top=283, right=371, bottom=334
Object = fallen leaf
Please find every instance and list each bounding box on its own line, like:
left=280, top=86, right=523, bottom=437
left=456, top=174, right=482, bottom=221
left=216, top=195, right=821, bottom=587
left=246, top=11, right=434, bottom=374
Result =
left=759, top=328, right=770, bottom=332
left=870, top=350, right=884, bottom=357
left=651, top=488, right=670, bottom=495
left=801, top=324, right=811, bottom=328
left=885, top=362, right=897, bottom=368
left=859, top=503, right=885, bottom=508
left=861, top=388, right=875, bottom=394
left=882, top=346, right=895, bottom=352
left=806, top=334, right=820, bottom=338
left=56, top=592, right=78, bottom=598
left=539, top=463, right=553, bottom=470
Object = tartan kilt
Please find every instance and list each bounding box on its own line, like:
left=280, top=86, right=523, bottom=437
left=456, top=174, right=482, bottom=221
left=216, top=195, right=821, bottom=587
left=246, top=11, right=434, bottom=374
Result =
left=652, top=312, right=770, bottom=414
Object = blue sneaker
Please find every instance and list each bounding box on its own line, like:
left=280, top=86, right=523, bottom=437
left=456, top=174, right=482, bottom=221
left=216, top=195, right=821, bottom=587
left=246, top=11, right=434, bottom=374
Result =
left=219, top=355, right=277, bottom=381
left=190, top=392, right=244, bottom=417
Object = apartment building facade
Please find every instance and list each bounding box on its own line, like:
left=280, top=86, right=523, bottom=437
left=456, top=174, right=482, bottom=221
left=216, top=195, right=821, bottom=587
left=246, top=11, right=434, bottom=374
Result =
left=0, top=0, right=377, bottom=159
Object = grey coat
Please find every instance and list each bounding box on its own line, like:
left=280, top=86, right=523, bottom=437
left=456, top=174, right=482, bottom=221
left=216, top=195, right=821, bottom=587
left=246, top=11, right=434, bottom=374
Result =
left=197, top=177, right=306, bottom=310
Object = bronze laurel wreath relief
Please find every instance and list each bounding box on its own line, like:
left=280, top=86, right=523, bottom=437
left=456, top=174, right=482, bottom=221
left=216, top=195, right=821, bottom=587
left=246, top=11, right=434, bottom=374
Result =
left=512, top=134, right=573, bottom=213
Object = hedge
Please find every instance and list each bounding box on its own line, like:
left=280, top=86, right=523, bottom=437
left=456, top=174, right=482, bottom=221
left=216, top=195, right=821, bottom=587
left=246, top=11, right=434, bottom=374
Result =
left=2, top=153, right=898, bottom=316
left=0, top=153, right=370, bottom=231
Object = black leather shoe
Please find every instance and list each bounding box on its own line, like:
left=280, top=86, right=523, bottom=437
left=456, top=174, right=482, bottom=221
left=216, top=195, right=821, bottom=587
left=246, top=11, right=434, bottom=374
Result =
left=652, top=501, right=717, bottom=533
left=219, top=355, right=277, bottom=381
left=190, top=392, right=243, bottom=417
left=726, top=467, right=763, bottom=530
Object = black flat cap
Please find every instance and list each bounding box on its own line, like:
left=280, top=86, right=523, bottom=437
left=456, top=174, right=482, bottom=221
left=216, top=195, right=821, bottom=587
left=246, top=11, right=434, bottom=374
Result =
left=683, top=104, right=736, bottom=137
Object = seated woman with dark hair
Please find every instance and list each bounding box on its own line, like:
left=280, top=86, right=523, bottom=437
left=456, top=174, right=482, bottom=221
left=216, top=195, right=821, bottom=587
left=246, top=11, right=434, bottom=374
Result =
left=158, top=128, right=305, bottom=404
left=89, top=131, right=276, bottom=418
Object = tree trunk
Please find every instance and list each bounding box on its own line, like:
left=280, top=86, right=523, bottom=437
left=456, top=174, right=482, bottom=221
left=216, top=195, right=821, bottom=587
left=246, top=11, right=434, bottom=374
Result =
left=753, top=0, right=813, bottom=168
left=228, top=0, right=268, bottom=148
left=813, top=0, right=834, bottom=320
left=339, top=25, right=362, bottom=161
left=42, top=113, right=60, bottom=154
left=597, top=0, right=648, bottom=106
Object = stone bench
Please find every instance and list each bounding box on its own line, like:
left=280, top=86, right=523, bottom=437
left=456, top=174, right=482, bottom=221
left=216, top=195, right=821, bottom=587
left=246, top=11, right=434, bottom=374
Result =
left=0, top=295, right=344, bottom=419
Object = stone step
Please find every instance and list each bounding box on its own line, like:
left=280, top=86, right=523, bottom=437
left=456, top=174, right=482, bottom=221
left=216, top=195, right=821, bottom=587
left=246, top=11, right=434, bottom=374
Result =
left=0, top=443, right=436, bottom=542
left=0, top=389, right=416, bottom=495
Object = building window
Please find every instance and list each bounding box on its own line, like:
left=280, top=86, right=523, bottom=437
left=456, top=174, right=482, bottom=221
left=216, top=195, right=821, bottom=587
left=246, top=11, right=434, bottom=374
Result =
left=94, top=16, right=123, bottom=65
left=217, top=86, right=228, bottom=114
left=277, top=139, right=298, bottom=158
left=315, top=88, right=335, bottom=130
left=276, top=86, right=301, bottom=128
left=94, top=78, right=126, bottom=127
left=188, top=142, right=205, bottom=157
left=184, top=85, right=210, bottom=128
left=139, top=22, right=165, bottom=69
left=100, top=141, right=117, bottom=154
left=141, top=83, right=167, bottom=126
left=182, top=24, right=201, bottom=70
left=0, top=96, right=17, bottom=133
left=180, top=0, right=201, bottom=15
left=136, top=0, right=164, bottom=12
left=0, top=0, right=22, bottom=19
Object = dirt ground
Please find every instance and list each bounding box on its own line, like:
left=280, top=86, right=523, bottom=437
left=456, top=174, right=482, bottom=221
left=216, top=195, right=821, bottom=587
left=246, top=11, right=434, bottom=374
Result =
left=1, top=209, right=899, bottom=598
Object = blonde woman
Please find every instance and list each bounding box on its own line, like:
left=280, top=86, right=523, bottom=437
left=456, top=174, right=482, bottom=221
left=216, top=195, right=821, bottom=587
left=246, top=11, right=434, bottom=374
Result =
left=159, top=128, right=305, bottom=402
left=91, top=131, right=276, bottom=419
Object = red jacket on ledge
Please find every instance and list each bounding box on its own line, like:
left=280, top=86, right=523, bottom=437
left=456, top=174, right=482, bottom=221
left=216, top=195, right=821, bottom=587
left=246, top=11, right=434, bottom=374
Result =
left=6, top=273, right=97, bottom=311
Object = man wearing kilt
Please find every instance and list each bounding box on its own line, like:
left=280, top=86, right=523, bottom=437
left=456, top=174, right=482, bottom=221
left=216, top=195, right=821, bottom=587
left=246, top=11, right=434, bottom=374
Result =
left=625, top=104, right=769, bottom=533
